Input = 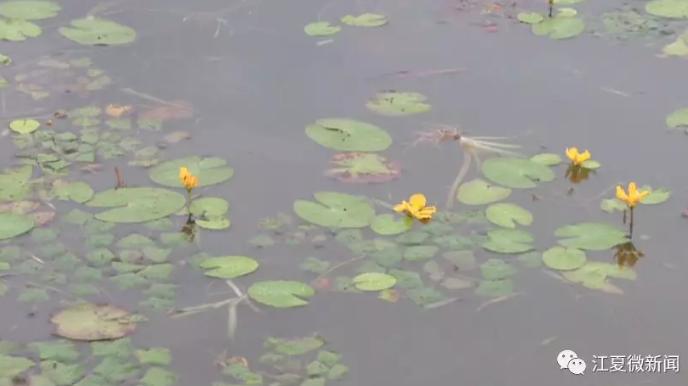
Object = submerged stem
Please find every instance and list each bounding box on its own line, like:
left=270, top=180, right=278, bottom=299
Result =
left=446, top=151, right=472, bottom=210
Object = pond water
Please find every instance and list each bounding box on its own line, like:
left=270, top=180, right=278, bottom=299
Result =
left=0, top=0, right=687, bottom=385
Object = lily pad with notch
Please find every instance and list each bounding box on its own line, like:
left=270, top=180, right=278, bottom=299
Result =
left=457, top=178, right=512, bottom=205
left=482, top=228, right=534, bottom=254
left=50, top=303, right=137, bottom=341
left=370, top=214, right=413, bottom=235
left=0, top=213, right=35, bottom=240
left=248, top=280, right=316, bottom=308
left=352, top=272, right=396, bottom=291
left=86, top=187, right=186, bottom=223
left=482, top=157, right=555, bottom=189
left=542, top=246, right=587, bottom=271
left=645, top=0, right=688, bottom=18
left=149, top=156, right=234, bottom=188
left=59, top=18, right=136, bottom=45
left=0, top=1, right=60, bottom=20
left=531, top=16, right=586, bottom=39
left=555, top=222, right=628, bottom=251
left=200, top=255, right=259, bottom=279
left=485, top=203, right=533, bottom=228
left=324, top=152, right=401, bottom=183
left=366, top=91, right=431, bottom=116
left=190, top=197, right=229, bottom=216
left=304, top=21, right=341, bottom=36
left=293, top=191, right=376, bottom=228
left=562, top=261, right=637, bottom=291
left=340, top=13, right=388, bottom=27
left=0, top=19, right=41, bottom=41
left=306, top=118, right=392, bottom=152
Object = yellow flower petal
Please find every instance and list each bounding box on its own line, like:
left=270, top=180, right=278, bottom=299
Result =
left=565, top=148, right=579, bottom=162
left=180, top=167, right=189, bottom=180
left=393, top=202, right=408, bottom=213
left=628, top=182, right=638, bottom=198
left=616, top=185, right=628, bottom=203
left=638, top=190, right=650, bottom=201
left=578, top=151, right=591, bottom=163
left=409, top=194, right=427, bottom=210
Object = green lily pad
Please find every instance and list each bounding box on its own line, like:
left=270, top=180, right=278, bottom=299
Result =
left=52, top=181, right=94, bottom=204
left=485, top=203, right=533, bottom=228
left=457, top=178, right=512, bottom=205
left=0, top=213, right=35, bottom=240
left=404, top=245, right=439, bottom=261
left=482, top=157, right=555, bottom=189
left=370, top=214, right=413, bottom=235
left=581, top=160, right=601, bottom=170
left=480, top=259, right=516, bottom=280
left=86, top=187, right=186, bottom=223
left=304, top=21, right=341, bottom=36
left=196, top=216, right=230, bottom=230
left=352, top=272, right=396, bottom=291
left=305, top=118, right=392, bottom=152
left=59, top=18, right=136, bottom=45
left=149, top=156, right=234, bottom=188
left=0, top=355, right=34, bottom=377
left=190, top=197, right=229, bottom=216
left=666, top=107, right=688, bottom=129
left=600, top=198, right=627, bottom=213
left=0, top=19, right=41, bottom=41
left=532, top=16, right=586, bottom=39
left=639, top=185, right=671, bottom=204
left=555, top=222, right=628, bottom=250
left=562, top=262, right=636, bottom=290
left=340, top=13, right=388, bottom=27
left=542, top=246, right=587, bottom=271
left=50, top=303, right=136, bottom=341
left=474, top=279, right=513, bottom=297
left=517, top=12, right=544, bottom=24
left=0, top=1, right=60, bottom=19
left=9, top=118, right=40, bottom=134
left=366, top=92, right=431, bottom=116
left=200, top=256, right=259, bottom=279
left=248, top=280, right=315, bottom=308
left=482, top=228, right=534, bottom=254
left=529, top=153, right=562, bottom=166
left=293, top=191, right=375, bottom=228
left=646, top=0, right=688, bottom=18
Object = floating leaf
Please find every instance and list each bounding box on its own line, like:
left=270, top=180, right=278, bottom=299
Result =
left=140, top=367, right=176, bottom=386
left=529, top=153, right=562, bottom=166
left=532, top=16, right=586, bottom=39
left=403, top=245, right=439, bottom=261
left=199, top=256, right=259, bottom=279
left=305, top=118, right=392, bottom=152
left=485, top=203, right=532, bottom=228
left=0, top=19, right=41, bottom=41
left=482, top=228, right=534, bottom=254
left=457, top=178, right=512, bottom=205
left=0, top=213, right=34, bottom=240
left=600, top=198, right=627, bottom=213
left=248, top=280, right=315, bottom=308
left=0, top=355, right=34, bottom=377
left=195, top=216, right=230, bottom=230
left=581, top=160, right=601, bottom=170
left=474, top=279, right=514, bottom=297
left=562, top=261, right=636, bottom=290
left=52, top=180, right=94, bottom=203
left=135, top=348, right=171, bottom=366
left=542, top=246, right=587, bottom=271
left=293, top=191, right=375, bottom=228
left=304, top=21, right=341, bottom=36
left=59, top=18, right=136, bottom=45
left=666, top=107, right=688, bottom=129
left=639, top=185, right=671, bottom=204
left=645, top=0, right=688, bottom=18
left=557, top=7, right=578, bottom=17
left=352, top=272, right=396, bottom=291
left=370, top=214, right=413, bottom=235
left=324, top=152, right=401, bottom=183
left=555, top=222, right=628, bottom=250
left=517, top=12, right=544, bottom=24
left=189, top=197, right=229, bottom=216
left=482, top=158, right=555, bottom=189
left=0, top=1, right=60, bottom=19
left=149, top=156, right=234, bottom=188
left=86, top=187, right=186, bottom=223
left=340, top=13, right=388, bottom=27
left=50, top=303, right=136, bottom=341
left=9, top=118, right=39, bottom=134
left=366, top=91, right=431, bottom=116
left=480, top=259, right=516, bottom=280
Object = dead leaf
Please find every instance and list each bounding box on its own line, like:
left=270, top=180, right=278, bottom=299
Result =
left=378, top=288, right=400, bottom=302
left=0, top=201, right=41, bottom=214
left=164, top=131, right=191, bottom=143
left=31, top=211, right=56, bottom=226
left=139, top=100, right=193, bottom=121
left=312, top=277, right=331, bottom=291
left=106, top=104, right=131, bottom=118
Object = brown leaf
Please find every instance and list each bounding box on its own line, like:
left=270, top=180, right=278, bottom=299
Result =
left=139, top=100, right=193, bottom=121
left=106, top=104, right=132, bottom=118
left=0, top=201, right=41, bottom=214
left=31, top=211, right=56, bottom=226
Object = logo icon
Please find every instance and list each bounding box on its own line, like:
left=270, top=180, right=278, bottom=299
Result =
left=557, top=350, right=586, bottom=375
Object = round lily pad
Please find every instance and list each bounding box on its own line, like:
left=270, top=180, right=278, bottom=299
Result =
left=555, top=222, right=628, bottom=251
left=646, top=0, right=688, bottom=18
left=482, top=157, right=555, bottom=189
left=86, top=187, right=186, bottom=223
left=340, top=13, right=388, bottom=27
left=366, top=91, right=431, bottom=116
left=542, top=246, right=587, bottom=271
left=474, top=279, right=514, bottom=297
left=200, top=256, right=259, bottom=279
left=0, top=1, right=60, bottom=20
left=0, top=19, right=41, bottom=41
left=562, top=262, right=637, bottom=290
left=457, top=178, right=512, bottom=205
left=190, top=197, right=229, bottom=216
left=293, top=191, right=376, bottom=228
left=306, top=118, right=392, bottom=152
left=352, top=272, right=397, bottom=291
left=9, top=118, right=40, bottom=134
left=532, top=16, right=586, bottom=39
left=517, top=12, right=544, bottom=24
left=304, top=21, right=341, bottom=36
left=370, top=214, right=413, bottom=235
left=248, top=280, right=315, bottom=308
left=50, top=303, right=136, bottom=341
left=485, top=203, right=533, bottom=228
left=666, top=107, right=688, bottom=128
left=480, top=259, right=517, bottom=280
left=0, top=213, right=35, bottom=240
left=639, top=185, right=671, bottom=205
left=149, top=156, right=234, bottom=188
left=482, top=228, right=534, bottom=254
left=529, top=153, right=563, bottom=166
left=59, top=18, right=136, bottom=45
left=324, top=153, right=401, bottom=183
left=196, top=216, right=230, bottom=230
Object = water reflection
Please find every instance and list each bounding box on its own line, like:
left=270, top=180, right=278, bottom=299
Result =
left=564, top=164, right=591, bottom=184
left=613, top=241, right=644, bottom=268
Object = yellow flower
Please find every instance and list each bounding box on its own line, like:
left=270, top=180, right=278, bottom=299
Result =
left=565, top=147, right=591, bottom=165
left=179, top=167, right=198, bottom=192
left=616, top=182, right=649, bottom=208
left=393, top=193, right=436, bottom=223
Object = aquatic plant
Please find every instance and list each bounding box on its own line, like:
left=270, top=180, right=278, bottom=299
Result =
left=393, top=193, right=437, bottom=223
left=179, top=166, right=198, bottom=211
left=565, top=147, right=591, bottom=165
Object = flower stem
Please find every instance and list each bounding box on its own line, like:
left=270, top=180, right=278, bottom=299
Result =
left=629, top=206, right=634, bottom=238
left=446, top=151, right=472, bottom=210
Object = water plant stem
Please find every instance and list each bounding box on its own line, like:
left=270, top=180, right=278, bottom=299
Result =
left=446, top=151, right=472, bottom=210
left=629, top=207, right=634, bottom=238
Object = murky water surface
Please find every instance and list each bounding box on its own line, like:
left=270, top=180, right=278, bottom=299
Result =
left=0, top=0, right=687, bottom=385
